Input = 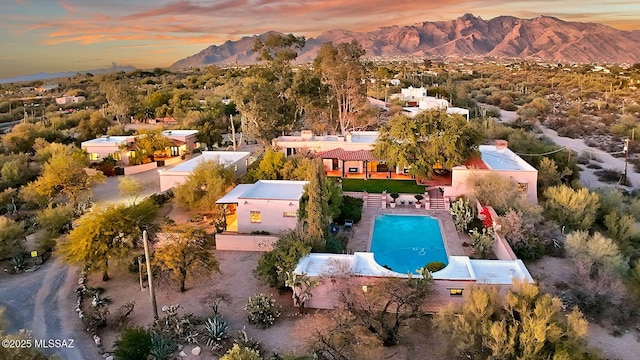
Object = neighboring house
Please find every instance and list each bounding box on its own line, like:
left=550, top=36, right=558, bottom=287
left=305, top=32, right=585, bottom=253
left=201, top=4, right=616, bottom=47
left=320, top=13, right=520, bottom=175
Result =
left=275, top=131, right=538, bottom=203
left=215, top=180, right=308, bottom=234
left=162, top=130, right=200, bottom=156
left=34, top=84, right=59, bottom=92
left=81, top=129, right=200, bottom=166
left=81, top=135, right=136, bottom=165
left=158, top=151, right=251, bottom=192
left=273, top=130, right=413, bottom=180
left=392, top=86, right=470, bottom=120
left=448, top=140, right=538, bottom=203
left=55, top=96, right=85, bottom=105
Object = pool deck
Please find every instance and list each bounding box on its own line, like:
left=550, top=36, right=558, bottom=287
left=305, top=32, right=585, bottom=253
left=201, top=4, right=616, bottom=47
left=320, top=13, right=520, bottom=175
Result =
left=346, top=207, right=474, bottom=258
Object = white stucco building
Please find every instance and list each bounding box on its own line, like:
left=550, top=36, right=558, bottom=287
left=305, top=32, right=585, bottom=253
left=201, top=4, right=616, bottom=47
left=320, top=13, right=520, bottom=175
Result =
left=55, top=95, right=86, bottom=105
left=393, top=86, right=470, bottom=120
left=448, top=141, right=538, bottom=203
left=216, top=180, right=308, bottom=234
left=81, top=135, right=136, bottom=165
left=158, top=151, right=251, bottom=192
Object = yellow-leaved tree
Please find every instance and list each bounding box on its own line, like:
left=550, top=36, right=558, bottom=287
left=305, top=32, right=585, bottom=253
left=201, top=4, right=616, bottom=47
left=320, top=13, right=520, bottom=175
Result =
left=60, top=199, right=158, bottom=281
left=435, top=282, right=592, bottom=360
left=152, top=225, right=218, bottom=292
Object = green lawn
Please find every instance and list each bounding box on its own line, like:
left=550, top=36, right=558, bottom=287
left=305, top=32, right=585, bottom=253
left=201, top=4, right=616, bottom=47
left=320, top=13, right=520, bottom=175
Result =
left=341, top=179, right=425, bottom=194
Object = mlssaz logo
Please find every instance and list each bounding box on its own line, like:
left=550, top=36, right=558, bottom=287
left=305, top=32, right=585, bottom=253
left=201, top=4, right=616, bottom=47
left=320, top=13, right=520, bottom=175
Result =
left=34, top=339, right=75, bottom=348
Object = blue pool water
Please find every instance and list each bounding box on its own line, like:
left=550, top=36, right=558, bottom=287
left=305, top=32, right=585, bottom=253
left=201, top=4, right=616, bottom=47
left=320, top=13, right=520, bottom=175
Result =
left=370, top=214, right=448, bottom=274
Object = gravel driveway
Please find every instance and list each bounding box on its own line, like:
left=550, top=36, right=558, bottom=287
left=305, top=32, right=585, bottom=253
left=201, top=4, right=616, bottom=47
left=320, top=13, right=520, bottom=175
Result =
left=0, top=259, right=101, bottom=359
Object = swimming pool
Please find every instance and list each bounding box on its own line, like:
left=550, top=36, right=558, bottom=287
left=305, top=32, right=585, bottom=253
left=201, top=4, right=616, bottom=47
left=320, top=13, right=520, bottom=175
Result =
left=370, top=214, right=448, bottom=274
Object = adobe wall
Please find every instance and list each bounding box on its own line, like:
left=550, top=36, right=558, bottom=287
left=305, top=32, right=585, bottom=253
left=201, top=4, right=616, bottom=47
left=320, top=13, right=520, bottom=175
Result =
left=215, top=233, right=278, bottom=251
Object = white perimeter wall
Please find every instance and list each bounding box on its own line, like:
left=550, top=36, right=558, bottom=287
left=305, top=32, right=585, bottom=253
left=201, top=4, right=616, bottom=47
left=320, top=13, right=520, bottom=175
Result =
left=215, top=233, right=278, bottom=251
left=158, top=155, right=249, bottom=192
left=237, top=199, right=299, bottom=234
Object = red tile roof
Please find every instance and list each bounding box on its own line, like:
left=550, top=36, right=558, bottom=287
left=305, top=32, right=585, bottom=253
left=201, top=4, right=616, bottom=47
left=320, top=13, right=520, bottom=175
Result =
left=316, top=148, right=380, bottom=162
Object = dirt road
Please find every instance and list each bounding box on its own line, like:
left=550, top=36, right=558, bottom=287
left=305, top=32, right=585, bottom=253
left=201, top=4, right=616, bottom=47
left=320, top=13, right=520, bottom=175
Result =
left=0, top=259, right=101, bottom=359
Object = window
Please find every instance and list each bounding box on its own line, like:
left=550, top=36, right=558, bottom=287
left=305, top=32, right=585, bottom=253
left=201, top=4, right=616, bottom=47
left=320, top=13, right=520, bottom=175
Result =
left=283, top=212, right=296, bottom=218
left=250, top=211, right=261, bottom=223
left=449, top=288, right=464, bottom=296
left=112, top=152, right=122, bottom=161
left=234, top=164, right=238, bottom=172
left=89, top=153, right=100, bottom=161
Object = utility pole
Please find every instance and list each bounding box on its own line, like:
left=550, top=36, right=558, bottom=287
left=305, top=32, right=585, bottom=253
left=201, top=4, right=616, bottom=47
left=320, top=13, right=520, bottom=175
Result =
left=142, top=230, right=158, bottom=319
left=622, top=138, right=630, bottom=185
left=230, top=114, right=237, bottom=151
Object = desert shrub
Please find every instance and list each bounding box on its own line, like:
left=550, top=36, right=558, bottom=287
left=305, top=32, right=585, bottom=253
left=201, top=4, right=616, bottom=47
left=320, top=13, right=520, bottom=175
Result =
left=426, top=261, right=446, bottom=272
left=501, top=102, right=517, bottom=111
left=151, top=304, right=200, bottom=344
left=245, top=294, right=280, bottom=329
left=113, top=327, right=152, bottom=360
left=324, top=236, right=343, bottom=254
left=0, top=215, right=24, bottom=259
left=449, top=197, right=476, bottom=232
left=254, top=230, right=312, bottom=288
left=221, top=344, right=262, bottom=360
left=594, top=169, right=627, bottom=185
left=467, top=172, right=524, bottom=214
left=469, top=228, right=494, bottom=259
left=543, top=185, right=599, bottom=231
left=35, top=205, right=74, bottom=251
left=586, top=163, right=602, bottom=169
left=109, top=302, right=136, bottom=330
left=565, top=231, right=629, bottom=321
left=335, top=196, right=363, bottom=225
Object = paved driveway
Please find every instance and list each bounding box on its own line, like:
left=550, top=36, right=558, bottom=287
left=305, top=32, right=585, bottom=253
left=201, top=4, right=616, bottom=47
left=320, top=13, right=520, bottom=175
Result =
left=91, top=167, right=161, bottom=205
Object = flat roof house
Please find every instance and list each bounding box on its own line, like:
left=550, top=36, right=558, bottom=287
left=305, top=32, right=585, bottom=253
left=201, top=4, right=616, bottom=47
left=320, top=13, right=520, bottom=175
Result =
left=81, top=135, right=136, bottom=165
left=449, top=141, right=538, bottom=203
left=162, top=130, right=199, bottom=156
left=158, top=151, right=251, bottom=192
left=216, top=180, right=308, bottom=234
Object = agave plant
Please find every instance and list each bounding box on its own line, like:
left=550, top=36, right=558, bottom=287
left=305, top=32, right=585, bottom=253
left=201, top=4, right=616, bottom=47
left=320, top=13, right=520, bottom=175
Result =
left=10, top=252, right=27, bottom=272
left=204, top=315, right=229, bottom=347
left=149, top=332, right=177, bottom=360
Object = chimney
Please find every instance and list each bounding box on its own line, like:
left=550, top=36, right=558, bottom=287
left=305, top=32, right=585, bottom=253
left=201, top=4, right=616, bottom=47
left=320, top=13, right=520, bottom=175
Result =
left=346, top=132, right=352, bottom=142
left=495, top=140, right=508, bottom=152
left=300, top=130, right=314, bottom=140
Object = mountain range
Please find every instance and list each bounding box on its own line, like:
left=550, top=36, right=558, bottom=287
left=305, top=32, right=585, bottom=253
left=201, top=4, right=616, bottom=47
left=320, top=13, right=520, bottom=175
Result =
left=0, top=66, right=136, bottom=85
left=171, top=14, right=640, bottom=68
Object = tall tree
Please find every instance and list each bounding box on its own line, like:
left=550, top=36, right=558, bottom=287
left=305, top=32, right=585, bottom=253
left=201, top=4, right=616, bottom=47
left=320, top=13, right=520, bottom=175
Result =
left=153, top=225, right=219, bottom=292
left=314, top=40, right=370, bottom=134
left=303, top=158, right=327, bottom=248
left=373, top=110, right=481, bottom=177
left=173, top=160, right=235, bottom=212
left=336, top=268, right=433, bottom=346
left=101, top=80, right=136, bottom=124
left=233, top=33, right=305, bottom=144
left=26, top=150, right=104, bottom=208
left=60, top=199, right=158, bottom=281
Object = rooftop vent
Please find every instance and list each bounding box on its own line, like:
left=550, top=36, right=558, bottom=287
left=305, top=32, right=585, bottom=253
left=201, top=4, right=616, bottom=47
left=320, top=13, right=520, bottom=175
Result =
left=300, top=130, right=314, bottom=140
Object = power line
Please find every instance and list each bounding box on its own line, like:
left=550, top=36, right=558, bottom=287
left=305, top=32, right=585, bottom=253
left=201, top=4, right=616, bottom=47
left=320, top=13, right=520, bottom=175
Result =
left=514, top=147, right=569, bottom=157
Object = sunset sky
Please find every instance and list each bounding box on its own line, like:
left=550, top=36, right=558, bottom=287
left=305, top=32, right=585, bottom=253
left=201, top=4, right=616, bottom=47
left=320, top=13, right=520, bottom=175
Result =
left=1, top=0, right=639, bottom=78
